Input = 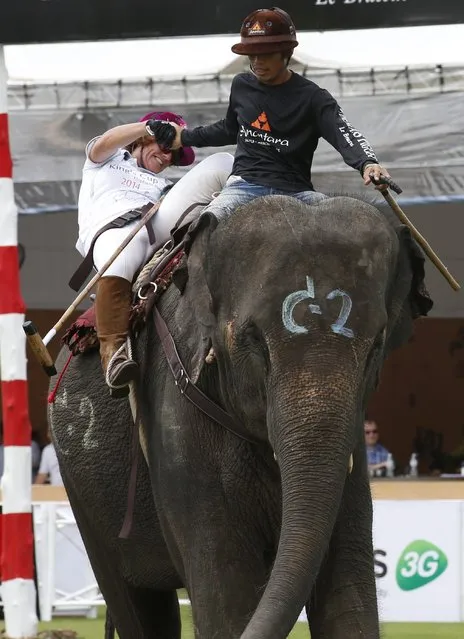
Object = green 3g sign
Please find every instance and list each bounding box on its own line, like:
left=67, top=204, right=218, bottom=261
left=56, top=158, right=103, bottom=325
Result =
left=396, top=540, right=448, bottom=591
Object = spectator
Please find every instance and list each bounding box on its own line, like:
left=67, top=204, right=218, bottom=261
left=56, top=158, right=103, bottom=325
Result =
left=364, top=420, right=391, bottom=476
left=35, top=442, right=63, bottom=486
left=31, top=432, right=42, bottom=481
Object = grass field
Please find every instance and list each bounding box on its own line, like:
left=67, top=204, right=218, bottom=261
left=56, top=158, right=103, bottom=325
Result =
left=29, top=606, right=464, bottom=638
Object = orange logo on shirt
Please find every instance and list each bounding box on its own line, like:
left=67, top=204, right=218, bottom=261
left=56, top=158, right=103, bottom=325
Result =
left=251, top=112, right=271, bottom=132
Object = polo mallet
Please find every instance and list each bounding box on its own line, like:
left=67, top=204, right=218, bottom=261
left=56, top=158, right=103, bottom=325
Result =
left=23, top=200, right=163, bottom=376
left=372, top=175, right=460, bottom=292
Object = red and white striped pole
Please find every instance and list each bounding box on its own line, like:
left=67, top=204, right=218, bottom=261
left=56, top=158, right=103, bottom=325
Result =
left=0, top=46, right=38, bottom=638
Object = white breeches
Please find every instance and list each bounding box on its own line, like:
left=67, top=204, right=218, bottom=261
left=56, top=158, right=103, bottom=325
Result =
left=93, top=152, right=234, bottom=281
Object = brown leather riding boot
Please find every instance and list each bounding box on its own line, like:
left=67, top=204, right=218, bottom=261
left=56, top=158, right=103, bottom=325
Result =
left=95, top=276, right=138, bottom=398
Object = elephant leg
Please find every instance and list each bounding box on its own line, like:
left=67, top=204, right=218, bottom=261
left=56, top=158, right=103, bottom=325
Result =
left=122, top=584, right=181, bottom=639
left=65, top=481, right=180, bottom=638
left=104, top=609, right=115, bottom=639
left=185, top=537, right=273, bottom=638
left=308, top=448, right=380, bottom=639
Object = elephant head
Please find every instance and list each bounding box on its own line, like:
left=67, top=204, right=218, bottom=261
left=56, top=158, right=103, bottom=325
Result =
left=163, top=194, right=431, bottom=638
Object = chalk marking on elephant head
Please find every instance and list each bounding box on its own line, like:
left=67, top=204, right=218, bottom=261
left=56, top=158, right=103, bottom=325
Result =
left=281, top=276, right=315, bottom=335
left=326, top=289, right=355, bottom=339
left=282, top=275, right=355, bottom=339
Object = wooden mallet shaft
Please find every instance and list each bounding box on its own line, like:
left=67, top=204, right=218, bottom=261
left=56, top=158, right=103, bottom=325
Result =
left=382, top=190, right=460, bottom=292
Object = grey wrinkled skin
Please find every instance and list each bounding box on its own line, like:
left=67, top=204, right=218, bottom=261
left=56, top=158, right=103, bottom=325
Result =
left=49, top=348, right=182, bottom=639
left=50, top=195, right=420, bottom=639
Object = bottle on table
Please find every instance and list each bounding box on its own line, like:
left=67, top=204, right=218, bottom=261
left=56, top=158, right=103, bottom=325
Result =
left=385, top=453, right=395, bottom=478
left=409, top=452, right=419, bottom=477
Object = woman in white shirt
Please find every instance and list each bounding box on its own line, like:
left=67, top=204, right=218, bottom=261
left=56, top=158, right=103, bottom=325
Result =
left=35, top=443, right=63, bottom=487
left=76, top=111, right=233, bottom=397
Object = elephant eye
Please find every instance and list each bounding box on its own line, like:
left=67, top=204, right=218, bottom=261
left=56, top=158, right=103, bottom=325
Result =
left=244, top=323, right=262, bottom=344
left=231, top=321, right=270, bottom=377
left=239, top=321, right=269, bottom=361
left=239, top=321, right=264, bottom=348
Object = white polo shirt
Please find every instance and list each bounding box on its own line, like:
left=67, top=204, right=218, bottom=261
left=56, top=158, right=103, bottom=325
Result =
left=76, top=137, right=172, bottom=255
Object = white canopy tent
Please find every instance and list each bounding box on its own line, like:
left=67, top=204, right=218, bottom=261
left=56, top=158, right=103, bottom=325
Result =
left=2, top=24, right=462, bottom=320
left=4, top=24, right=464, bottom=83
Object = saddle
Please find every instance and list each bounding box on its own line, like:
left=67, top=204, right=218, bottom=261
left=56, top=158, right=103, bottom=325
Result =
left=63, top=202, right=206, bottom=356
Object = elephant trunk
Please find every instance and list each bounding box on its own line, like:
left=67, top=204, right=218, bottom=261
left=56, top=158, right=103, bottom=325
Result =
left=241, top=380, right=356, bottom=639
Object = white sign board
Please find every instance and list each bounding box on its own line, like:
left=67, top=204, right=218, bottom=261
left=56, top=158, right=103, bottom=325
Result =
left=373, top=500, right=462, bottom=622
left=30, top=499, right=464, bottom=624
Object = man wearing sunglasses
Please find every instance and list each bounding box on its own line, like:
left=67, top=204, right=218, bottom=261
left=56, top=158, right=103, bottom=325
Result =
left=364, top=419, right=391, bottom=476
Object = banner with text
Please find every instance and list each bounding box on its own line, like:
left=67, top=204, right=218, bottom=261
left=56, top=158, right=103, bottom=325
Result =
left=373, top=500, right=463, bottom=622
left=2, top=0, right=463, bottom=45
left=33, top=498, right=464, bottom=623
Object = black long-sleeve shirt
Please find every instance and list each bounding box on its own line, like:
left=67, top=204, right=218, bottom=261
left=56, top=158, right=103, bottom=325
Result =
left=181, top=71, right=379, bottom=192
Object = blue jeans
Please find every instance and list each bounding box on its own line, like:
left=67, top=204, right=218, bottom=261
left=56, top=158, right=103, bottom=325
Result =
left=207, top=175, right=328, bottom=219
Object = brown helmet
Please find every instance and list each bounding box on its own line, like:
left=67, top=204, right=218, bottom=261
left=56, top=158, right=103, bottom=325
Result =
left=231, top=7, right=298, bottom=56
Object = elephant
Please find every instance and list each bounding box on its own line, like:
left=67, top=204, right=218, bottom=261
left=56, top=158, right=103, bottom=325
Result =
left=49, top=345, right=182, bottom=638
left=49, top=194, right=432, bottom=639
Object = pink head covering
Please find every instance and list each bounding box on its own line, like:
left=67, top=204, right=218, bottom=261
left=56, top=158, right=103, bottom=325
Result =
left=139, top=111, right=195, bottom=167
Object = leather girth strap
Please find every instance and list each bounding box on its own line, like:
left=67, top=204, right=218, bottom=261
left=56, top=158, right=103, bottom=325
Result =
left=118, top=305, right=260, bottom=541
left=153, top=306, right=260, bottom=445
left=69, top=202, right=155, bottom=292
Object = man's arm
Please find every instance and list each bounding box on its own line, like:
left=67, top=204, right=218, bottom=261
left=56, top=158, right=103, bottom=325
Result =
left=312, top=88, right=390, bottom=186
left=181, top=116, right=238, bottom=148
left=172, top=79, right=239, bottom=149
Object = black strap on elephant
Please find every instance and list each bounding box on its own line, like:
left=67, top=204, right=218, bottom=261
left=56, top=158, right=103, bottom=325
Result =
left=68, top=202, right=156, bottom=293
left=117, top=228, right=262, bottom=545
left=117, top=305, right=258, bottom=544
left=132, top=209, right=261, bottom=445
left=68, top=183, right=176, bottom=293
left=153, top=305, right=260, bottom=445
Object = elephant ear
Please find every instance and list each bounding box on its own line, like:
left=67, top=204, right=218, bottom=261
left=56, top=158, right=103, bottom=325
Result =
left=384, top=212, right=433, bottom=353
left=172, top=211, right=218, bottom=294
left=173, top=211, right=219, bottom=383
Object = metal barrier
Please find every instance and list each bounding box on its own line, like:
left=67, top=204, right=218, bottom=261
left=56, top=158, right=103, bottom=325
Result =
left=2, top=485, right=463, bottom=623
left=33, top=501, right=102, bottom=621
left=7, top=64, right=464, bottom=111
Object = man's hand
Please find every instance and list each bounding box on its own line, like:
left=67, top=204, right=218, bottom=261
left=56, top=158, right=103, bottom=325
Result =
left=169, top=122, right=185, bottom=150
left=145, top=120, right=177, bottom=149
left=363, top=163, right=391, bottom=191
